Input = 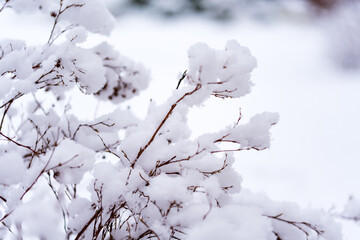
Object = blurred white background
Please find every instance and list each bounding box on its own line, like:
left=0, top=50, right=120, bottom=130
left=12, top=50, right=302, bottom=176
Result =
left=1, top=0, right=359, bottom=238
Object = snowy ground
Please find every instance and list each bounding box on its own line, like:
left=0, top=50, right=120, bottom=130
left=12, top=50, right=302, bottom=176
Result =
left=1, top=6, right=360, bottom=239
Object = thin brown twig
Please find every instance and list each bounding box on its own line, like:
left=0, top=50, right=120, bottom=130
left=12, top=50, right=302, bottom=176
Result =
left=46, top=154, right=79, bottom=171
left=31, top=92, right=47, bottom=115
left=130, top=84, right=202, bottom=169
left=97, top=134, right=121, bottom=159
left=72, top=121, right=115, bottom=140
left=1, top=222, right=14, bottom=236
left=176, top=70, right=187, bottom=89
left=0, top=0, right=9, bottom=13
left=234, top=107, right=242, bottom=127
left=0, top=131, right=38, bottom=156
left=0, top=93, right=24, bottom=109
left=0, top=149, right=55, bottom=223
left=0, top=195, right=6, bottom=202
left=48, top=0, right=84, bottom=45
left=199, top=154, right=228, bottom=175
left=264, top=213, right=324, bottom=239
left=46, top=173, right=69, bottom=234
left=149, top=144, right=206, bottom=176
left=0, top=99, right=13, bottom=132
left=213, top=133, right=230, bottom=143
left=20, top=149, right=55, bottom=200
left=211, top=146, right=266, bottom=154
left=74, top=208, right=103, bottom=240
left=138, top=219, right=160, bottom=240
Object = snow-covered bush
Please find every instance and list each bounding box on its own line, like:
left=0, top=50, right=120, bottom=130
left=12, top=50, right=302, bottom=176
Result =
left=0, top=0, right=342, bottom=239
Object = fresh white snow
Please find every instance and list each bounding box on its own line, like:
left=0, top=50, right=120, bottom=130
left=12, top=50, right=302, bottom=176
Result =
left=1, top=5, right=360, bottom=239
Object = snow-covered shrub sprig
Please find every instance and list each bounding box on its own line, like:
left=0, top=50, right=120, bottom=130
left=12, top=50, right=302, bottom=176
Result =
left=0, top=1, right=342, bottom=239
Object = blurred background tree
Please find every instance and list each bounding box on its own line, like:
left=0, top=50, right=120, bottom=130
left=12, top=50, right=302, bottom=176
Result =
left=104, top=0, right=360, bottom=70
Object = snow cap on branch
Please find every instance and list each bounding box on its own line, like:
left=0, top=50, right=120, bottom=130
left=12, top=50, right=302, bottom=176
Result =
left=187, top=40, right=256, bottom=99
left=7, top=0, right=115, bottom=35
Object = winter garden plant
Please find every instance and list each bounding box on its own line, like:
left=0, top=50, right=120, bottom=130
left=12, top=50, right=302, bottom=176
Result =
left=0, top=0, right=343, bottom=239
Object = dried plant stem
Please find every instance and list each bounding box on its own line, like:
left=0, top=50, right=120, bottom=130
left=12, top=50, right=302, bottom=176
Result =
left=0, top=132, right=38, bottom=156
left=131, top=84, right=201, bottom=169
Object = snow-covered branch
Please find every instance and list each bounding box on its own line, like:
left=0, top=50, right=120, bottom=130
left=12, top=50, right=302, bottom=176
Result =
left=0, top=1, right=343, bottom=239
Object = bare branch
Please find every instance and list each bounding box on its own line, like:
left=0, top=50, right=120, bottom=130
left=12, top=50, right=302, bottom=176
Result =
left=0, top=99, right=13, bottom=132
left=199, top=154, right=228, bottom=176
left=211, top=146, right=266, bottom=154
left=234, top=107, right=242, bottom=127
left=0, top=92, right=24, bottom=109
left=0, top=195, right=6, bottom=202
left=72, top=121, right=115, bottom=140
left=0, top=149, right=55, bottom=223
left=48, top=0, right=84, bottom=45
left=149, top=144, right=206, bottom=177
left=0, top=131, right=38, bottom=156
left=75, top=208, right=103, bottom=240
left=264, top=213, right=325, bottom=239
left=20, top=149, right=55, bottom=200
left=46, top=173, right=69, bottom=234
left=46, top=154, right=79, bottom=171
left=130, top=84, right=202, bottom=169
left=176, top=70, right=187, bottom=89
left=97, top=134, right=121, bottom=159
left=0, top=0, right=9, bottom=13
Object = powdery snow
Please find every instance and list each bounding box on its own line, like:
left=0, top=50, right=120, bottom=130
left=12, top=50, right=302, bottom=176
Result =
left=1, top=3, right=360, bottom=239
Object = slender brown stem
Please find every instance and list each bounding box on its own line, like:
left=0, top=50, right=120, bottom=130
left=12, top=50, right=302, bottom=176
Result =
left=0, top=149, right=55, bottom=223
left=48, top=0, right=63, bottom=45
left=20, top=149, right=55, bottom=200
left=211, top=146, right=266, bottom=154
left=130, top=84, right=201, bottom=169
left=0, top=99, right=13, bottom=131
left=46, top=154, right=79, bottom=171
left=0, top=132, right=38, bottom=156
left=47, top=0, right=84, bottom=45
left=0, top=93, right=24, bottom=109
left=74, top=208, right=102, bottom=240
left=0, top=0, right=9, bottom=13
left=0, top=210, right=13, bottom=223
left=264, top=213, right=324, bottom=237
left=0, top=195, right=6, bottom=202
